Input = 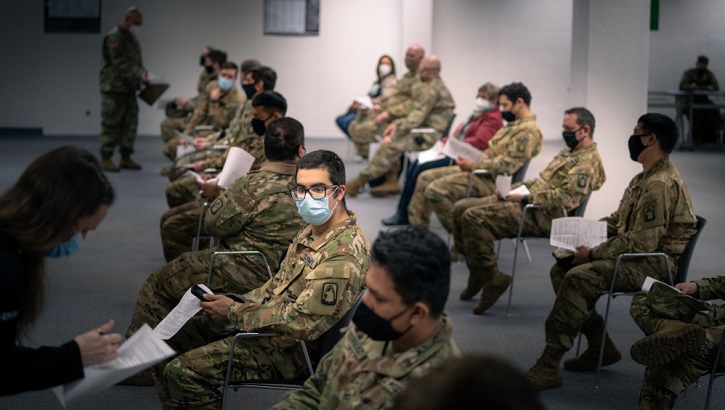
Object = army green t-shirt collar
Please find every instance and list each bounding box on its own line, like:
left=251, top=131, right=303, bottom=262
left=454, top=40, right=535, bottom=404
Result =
left=261, top=161, right=296, bottom=176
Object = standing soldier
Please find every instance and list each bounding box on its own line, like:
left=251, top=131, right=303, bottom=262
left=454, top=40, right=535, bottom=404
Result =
left=99, top=7, right=147, bottom=172
left=453, top=107, right=606, bottom=314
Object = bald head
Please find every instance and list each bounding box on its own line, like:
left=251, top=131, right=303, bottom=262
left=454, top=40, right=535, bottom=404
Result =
left=121, top=7, right=143, bottom=29
left=419, top=56, right=441, bottom=82
left=405, top=44, right=426, bottom=72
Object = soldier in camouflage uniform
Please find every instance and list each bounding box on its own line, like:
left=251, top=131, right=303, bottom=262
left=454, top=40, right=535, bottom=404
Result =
left=408, top=82, right=543, bottom=234
left=126, top=117, right=306, bottom=342
left=161, top=62, right=244, bottom=160
left=272, top=225, right=459, bottom=410
left=679, top=55, right=720, bottom=145
left=99, top=7, right=147, bottom=172
left=159, top=49, right=226, bottom=149
left=525, top=113, right=697, bottom=392
left=630, top=276, right=721, bottom=409
left=454, top=107, right=606, bottom=315
left=151, top=150, right=370, bottom=409
left=347, top=44, right=424, bottom=161
left=163, top=90, right=284, bottom=212
left=346, top=56, right=455, bottom=197
left=160, top=91, right=287, bottom=261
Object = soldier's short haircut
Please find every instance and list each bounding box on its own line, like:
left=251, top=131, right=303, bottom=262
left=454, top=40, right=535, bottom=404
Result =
left=371, top=225, right=450, bottom=317
left=220, top=61, right=238, bottom=73
left=499, top=82, right=532, bottom=106
left=637, top=113, right=678, bottom=154
left=296, top=150, right=347, bottom=209
left=208, top=50, right=227, bottom=65
left=250, top=66, right=278, bottom=91
left=241, top=59, right=262, bottom=74
left=697, top=55, right=709, bottom=64
left=565, top=107, right=596, bottom=137
left=252, top=90, right=287, bottom=115
left=264, top=117, right=303, bottom=162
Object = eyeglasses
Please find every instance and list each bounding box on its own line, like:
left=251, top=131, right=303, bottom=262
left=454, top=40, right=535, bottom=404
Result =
left=290, top=185, right=338, bottom=200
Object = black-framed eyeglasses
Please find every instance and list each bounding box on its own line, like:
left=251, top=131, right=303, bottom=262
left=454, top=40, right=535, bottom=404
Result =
left=290, top=185, right=338, bottom=200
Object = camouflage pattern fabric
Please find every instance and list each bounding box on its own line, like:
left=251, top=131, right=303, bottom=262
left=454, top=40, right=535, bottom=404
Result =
left=631, top=276, right=725, bottom=409
left=127, top=162, right=304, bottom=339
left=272, top=316, right=460, bottom=410
left=453, top=143, right=606, bottom=271
left=100, top=92, right=139, bottom=157
left=153, top=213, right=370, bottom=409
left=359, top=77, right=455, bottom=180
left=160, top=199, right=202, bottom=262
left=409, top=115, right=543, bottom=232
left=182, top=81, right=244, bottom=135
left=541, top=156, right=696, bottom=356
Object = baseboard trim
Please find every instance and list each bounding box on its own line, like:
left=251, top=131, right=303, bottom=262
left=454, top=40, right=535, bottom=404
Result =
left=0, top=127, right=43, bottom=136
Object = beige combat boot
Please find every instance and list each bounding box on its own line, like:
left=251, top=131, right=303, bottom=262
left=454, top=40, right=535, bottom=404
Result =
left=345, top=175, right=368, bottom=197
left=563, top=314, right=622, bottom=371
left=630, top=323, right=706, bottom=367
left=370, top=169, right=401, bottom=197
left=460, top=269, right=483, bottom=300
left=526, top=346, right=565, bottom=391
left=101, top=156, right=120, bottom=172
left=120, top=155, right=142, bottom=170
left=473, top=268, right=511, bottom=314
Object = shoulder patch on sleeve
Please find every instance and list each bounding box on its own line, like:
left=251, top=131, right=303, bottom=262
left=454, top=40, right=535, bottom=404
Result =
left=108, top=40, right=119, bottom=49
left=209, top=198, right=223, bottom=215
left=321, top=283, right=338, bottom=306
left=577, top=174, right=589, bottom=188
left=643, top=205, right=656, bottom=222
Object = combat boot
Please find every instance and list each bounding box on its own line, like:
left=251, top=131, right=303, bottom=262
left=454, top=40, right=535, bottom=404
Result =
left=101, top=156, right=120, bottom=172
left=345, top=175, right=368, bottom=197
left=526, top=346, right=565, bottom=391
left=449, top=245, right=463, bottom=263
left=460, top=269, right=483, bottom=300
left=473, top=268, right=511, bottom=314
left=370, top=169, right=401, bottom=197
left=630, top=323, right=706, bottom=367
left=120, top=155, right=142, bottom=170
left=563, top=314, right=622, bottom=371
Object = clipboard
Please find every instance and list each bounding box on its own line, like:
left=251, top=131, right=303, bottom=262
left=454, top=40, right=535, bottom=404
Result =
left=138, top=83, right=170, bottom=106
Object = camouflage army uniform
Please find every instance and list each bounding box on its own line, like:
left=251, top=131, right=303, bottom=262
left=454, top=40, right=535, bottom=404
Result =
left=162, top=81, right=244, bottom=160
left=359, top=77, right=455, bottom=180
left=453, top=143, right=606, bottom=299
left=127, top=162, right=304, bottom=338
left=99, top=25, right=144, bottom=159
left=629, top=277, right=725, bottom=409
left=160, top=70, right=218, bottom=142
left=348, top=70, right=419, bottom=159
left=679, top=68, right=720, bottom=145
left=154, top=213, right=370, bottom=409
left=543, top=157, right=696, bottom=356
left=408, top=115, right=542, bottom=232
left=272, top=316, right=459, bottom=410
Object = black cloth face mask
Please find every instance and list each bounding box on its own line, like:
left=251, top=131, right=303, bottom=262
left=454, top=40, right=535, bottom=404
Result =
left=628, top=133, right=649, bottom=161
left=353, top=301, right=413, bottom=341
left=562, top=128, right=582, bottom=151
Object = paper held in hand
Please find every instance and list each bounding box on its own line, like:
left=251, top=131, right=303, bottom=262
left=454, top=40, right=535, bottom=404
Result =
left=153, top=284, right=214, bottom=340
left=53, top=324, right=175, bottom=408
left=207, top=147, right=255, bottom=189
left=351, top=95, right=373, bottom=109
left=550, top=217, right=607, bottom=251
left=441, top=138, right=485, bottom=163
left=174, top=129, right=195, bottom=144
left=496, top=175, right=512, bottom=197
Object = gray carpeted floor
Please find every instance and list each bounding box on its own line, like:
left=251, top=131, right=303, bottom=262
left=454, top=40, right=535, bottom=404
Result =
left=0, top=135, right=723, bottom=409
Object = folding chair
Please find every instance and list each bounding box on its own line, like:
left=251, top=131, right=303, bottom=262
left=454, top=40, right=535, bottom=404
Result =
left=220, top=297, right=363, bottom=409
left=206, top=250, right=275, bottom=287
left=588, top=215, right=707, bottom=387
left=191, top=201, right=212, bottom=252
left=401, top=113, right=456, bottom=184
left=503, top=196, right=591, bottom=316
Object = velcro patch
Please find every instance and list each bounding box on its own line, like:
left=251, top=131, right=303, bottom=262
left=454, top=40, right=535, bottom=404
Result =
left=643, top=205, right=655, bottom=222
left=321, top=283, right=338, bottom=306
left=577, top=174, right=588, bottom=188
left=209, top=198, right=223, bottom=215
left=517, top=139, right=526, bottom=152
left=108, top=41, right=119, bottom=49
left=301, top=251, right=317, bottom=269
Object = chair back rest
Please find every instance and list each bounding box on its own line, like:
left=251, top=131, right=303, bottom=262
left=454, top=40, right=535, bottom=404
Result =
left=318, top=297, right=363, bottom=355
left=675, top=215, right=706, bottom=284
left=568, top=196, right=591, bottom=217
left=442, top=113, right=457, bottom=138
left=512, top=159, right=531, bottom=184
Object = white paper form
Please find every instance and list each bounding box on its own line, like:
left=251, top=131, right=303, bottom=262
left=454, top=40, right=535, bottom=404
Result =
left=496, top=175, right=512, bottom=197
left=417, top=140, right=446, bottom=164
left=174, top=129, right=195, bottom=144
left=53, top=324, right=175, bottom=408
left=550, top=217, right=607, bottom=251
left=153, top=284, right=214, bottom=340
left=207, top=147, right=255, bottom=189
left=176, top=144, right=196, bottom=158
left=441, top=138, right=485, bottom=163
left=351, top=95, right=373, bottom=109
left=509, top=184, right=530, bottom=196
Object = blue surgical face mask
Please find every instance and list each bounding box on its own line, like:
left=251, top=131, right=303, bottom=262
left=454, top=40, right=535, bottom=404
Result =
left=218, top=77, right=233, bottom=91
left=295, top=188, right=339, bottom=225
left=44, top=233, right=80, bottom=258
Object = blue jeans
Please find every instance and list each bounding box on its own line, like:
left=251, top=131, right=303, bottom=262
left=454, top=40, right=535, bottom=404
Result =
left=335, top=113, right=356, bottom=138
left=394, top=157, right=453, bottom=222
